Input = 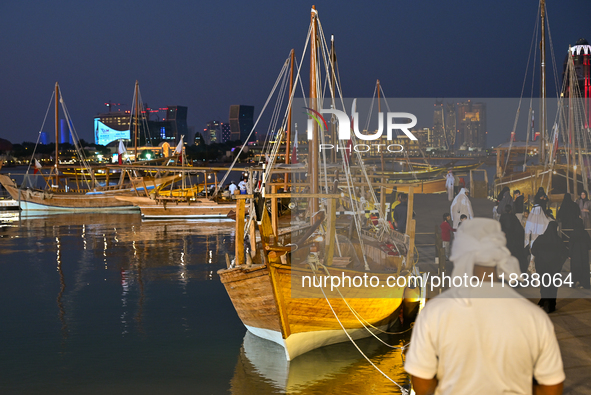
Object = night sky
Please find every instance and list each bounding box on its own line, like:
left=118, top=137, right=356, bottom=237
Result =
left=1, top=0, right=589, bottom=146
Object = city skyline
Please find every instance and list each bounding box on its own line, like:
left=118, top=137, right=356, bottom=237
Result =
left=0, top=0, right=589, bottom=147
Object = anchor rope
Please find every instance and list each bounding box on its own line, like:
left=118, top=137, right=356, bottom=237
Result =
left=309, top=261, right=410, bottom=394
left=313, top=262, right=414, bottom=339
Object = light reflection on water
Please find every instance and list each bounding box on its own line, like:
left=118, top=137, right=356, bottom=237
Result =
left=0, top=213, right=410, bottom=394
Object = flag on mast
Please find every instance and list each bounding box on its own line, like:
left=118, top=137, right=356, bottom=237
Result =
left=33, top=159, right=42, bottom=174
left=175, top=135, right=184, bottom=164
left=117, top=140, right=126, bottom=165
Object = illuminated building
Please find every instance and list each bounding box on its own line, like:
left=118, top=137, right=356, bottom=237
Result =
left=221, top=123, right=232, bottom=143
left=204, top=120, right=222, bottom=144
left=456, top=101, right=487, bottom=150
left=94, top=105, right=188, bottom=146
left=562, top=38, right=591, bottom=127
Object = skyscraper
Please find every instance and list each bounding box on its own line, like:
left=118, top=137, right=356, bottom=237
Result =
left=164, top=106, right=189, bottom=144
left=456, top=101, right=486, bottom=149
left=221, top=123, right=232, bottom=143
left=205, top=120, right=222, bottom=144
left=432, top=100, right=447, bottom=149
left=229, top=105, right=254, bottom=143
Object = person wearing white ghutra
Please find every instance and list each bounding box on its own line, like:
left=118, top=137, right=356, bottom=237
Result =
left=405, top=218, right=564, bottom=395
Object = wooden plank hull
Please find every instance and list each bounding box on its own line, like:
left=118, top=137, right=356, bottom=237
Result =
left=115, top=195, right=235, bottom=219
left=395, top=178, right=446, bottom=194
left=218, top=262, right=405, bottom=360
left=0, top=175, right=138, bottom=212
left=494, top=167, right=582, bottom=202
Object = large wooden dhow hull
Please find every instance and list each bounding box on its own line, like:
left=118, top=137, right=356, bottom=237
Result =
left=0, top=175, right=137, bottom=212
left=115, top=195, right=236, bottom=219
left=218, top=262, right=405, bottom=361
left=494, top=166, right=584, bottom=202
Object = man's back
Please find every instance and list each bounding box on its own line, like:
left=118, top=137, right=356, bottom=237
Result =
left=405, top=285, right=564, bottom=394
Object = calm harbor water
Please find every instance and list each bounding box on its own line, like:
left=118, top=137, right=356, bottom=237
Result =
left=0, top=213, right=410, bottom=394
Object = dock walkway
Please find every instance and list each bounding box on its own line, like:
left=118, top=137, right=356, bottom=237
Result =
left=413, top=193, right=591, bottom=394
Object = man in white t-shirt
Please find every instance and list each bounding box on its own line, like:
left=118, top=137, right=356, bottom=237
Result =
left=405, top=218, right=564, bottom=395
left=238, top=179, right=247, bottom=194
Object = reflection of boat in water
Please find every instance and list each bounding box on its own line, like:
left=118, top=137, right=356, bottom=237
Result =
left=230, top=331, right=410, bottom=394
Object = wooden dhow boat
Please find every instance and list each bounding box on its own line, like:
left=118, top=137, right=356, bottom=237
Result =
left=494, top=0, right=591, bottom=203
left=114, top=164, right=247, bottom=219
left=0, top=83, right=179, bottom=212
left=218, top=7, right=421, bottom=361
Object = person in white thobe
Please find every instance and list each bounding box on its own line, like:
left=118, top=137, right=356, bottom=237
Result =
left=450, top=188, right=473, bottom=228
left=445, top=170, right=455, bottom=201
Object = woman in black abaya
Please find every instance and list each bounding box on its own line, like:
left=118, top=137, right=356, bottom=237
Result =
left=499, top=205, right=527, bottom=274
left=557, top=193, right=581, bottom=247
left=531, top=221, right=568, bottom=313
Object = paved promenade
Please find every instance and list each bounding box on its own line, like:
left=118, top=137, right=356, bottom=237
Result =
left=413, top=193, right=591, bottom=394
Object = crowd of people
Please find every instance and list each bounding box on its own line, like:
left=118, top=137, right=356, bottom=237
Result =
left=414, top=181, right=569, bottom=393
left=440, top=184, right=591, bottom=314
left=494, top=187, right=591, bottom=312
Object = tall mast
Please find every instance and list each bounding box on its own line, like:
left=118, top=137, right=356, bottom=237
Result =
left=54, top=82, right=59, bottom=187
left=330, top=35, right=337, bottom=163
left=377, top=79, right=383, bottom=173
left=378, top=79, right=386, bottom=216
left=309, top=5, right=319, bottom=223
left=284, top=49, right=295, bottom=189
left=540, top=0, right=547, bottom=162
left=134, top=80, right=139, bottom=162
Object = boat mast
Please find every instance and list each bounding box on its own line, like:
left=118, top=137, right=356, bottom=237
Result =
left=378, top=79, right=386, bottom=216
left=134, top=80, right=139, bottom=162
left=284, top=49, right=295, bottom=189
left=309, top=5, right=319, bottom=223
left=330, top=35, right=337, bottom=163
left=540, top=0, right=547, bottom=163
left=54, top=82, right=59, bottom=187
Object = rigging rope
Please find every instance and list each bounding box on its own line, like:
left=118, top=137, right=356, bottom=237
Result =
left=24, top=92, right=54, bottom=183
left=505, top=4, right=539, bottom=178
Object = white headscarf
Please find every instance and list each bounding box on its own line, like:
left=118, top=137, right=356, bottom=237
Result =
left=450, top=188, right=474, bottom=227
left=447, top=218, right=522, bottom=304
left=450, top=218, right=520, bottom=279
